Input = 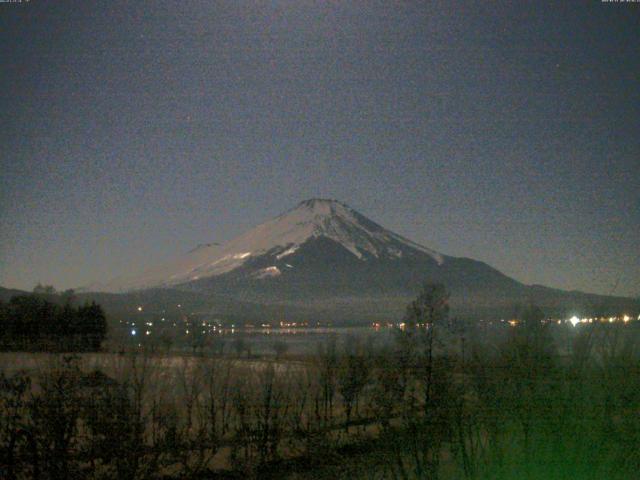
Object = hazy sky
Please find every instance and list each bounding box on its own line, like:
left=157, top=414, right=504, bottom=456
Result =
left=1, top=1, right=638, bottom=296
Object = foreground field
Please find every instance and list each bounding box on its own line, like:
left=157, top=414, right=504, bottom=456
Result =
left=2, top=316, right=640, bottom=479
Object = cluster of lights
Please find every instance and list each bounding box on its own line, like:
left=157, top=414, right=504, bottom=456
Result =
left=371, top=322, right=395, bottom=329
left=397, top=322, right=432, bottom=330
left=497, top=315, right=639, bottom=328
left=568, top=314, right=637, bottom=327
left=279, top=321, right=305, bottom=328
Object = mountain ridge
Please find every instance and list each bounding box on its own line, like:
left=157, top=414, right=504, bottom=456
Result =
left=83, top=199, right=638, bottom=320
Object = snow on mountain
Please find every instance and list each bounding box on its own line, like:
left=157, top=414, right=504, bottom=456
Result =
left=94, top=199, right=444, bottom=292
left=252, top=266, right=282, bottom=279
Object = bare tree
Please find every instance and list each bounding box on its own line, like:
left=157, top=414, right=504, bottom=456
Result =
left=337, top=336, right=370, bottom=431
left=316, top=336, right=339, bottom=428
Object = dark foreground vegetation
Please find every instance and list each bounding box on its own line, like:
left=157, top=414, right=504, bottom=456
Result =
left=1, top=284, right=639, bottom=479
left=0, top=291, right=107, bottom=352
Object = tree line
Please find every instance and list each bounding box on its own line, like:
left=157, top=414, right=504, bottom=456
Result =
left=0, top=289, right=107, bottom=351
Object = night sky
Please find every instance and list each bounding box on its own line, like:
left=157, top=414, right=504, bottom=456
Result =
left=1, top=1, right=638, bottom=297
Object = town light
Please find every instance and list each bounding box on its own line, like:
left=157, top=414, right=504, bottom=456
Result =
left=569, top=316, right=580, bottom=327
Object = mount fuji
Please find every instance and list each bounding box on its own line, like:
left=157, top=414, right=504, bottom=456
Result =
left=90, top=199, right=637, bottom=321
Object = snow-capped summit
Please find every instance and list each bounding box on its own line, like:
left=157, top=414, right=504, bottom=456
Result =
left=95, top=199, right=444, bottom=292
left=270, top=198, right=443, bottom=262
